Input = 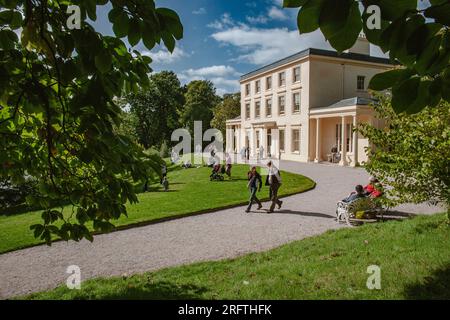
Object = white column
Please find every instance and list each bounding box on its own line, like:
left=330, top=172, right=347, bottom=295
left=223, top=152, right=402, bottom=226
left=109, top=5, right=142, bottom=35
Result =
left=314, top=118, right=321, bottom=163
left=352, top=115, right=358, bottom=167
left=339, top=116, right=347, bottom=166
left=261, top=128, right=267, bottom=158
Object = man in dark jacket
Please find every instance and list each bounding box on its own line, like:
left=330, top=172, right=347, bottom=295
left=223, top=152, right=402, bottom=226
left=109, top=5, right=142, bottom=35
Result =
left=245, top=166, right=263, bottom=213
left=267, top=161, right=283, bottom=213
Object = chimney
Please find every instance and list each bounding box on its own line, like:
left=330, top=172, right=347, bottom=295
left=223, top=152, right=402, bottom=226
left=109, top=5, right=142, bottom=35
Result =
left=345, top=32, right=370, bottom=56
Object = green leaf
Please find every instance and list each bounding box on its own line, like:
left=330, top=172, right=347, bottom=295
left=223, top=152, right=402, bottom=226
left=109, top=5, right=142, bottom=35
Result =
left=319, top=0, right=362, bottom=52
left=0, top=29, right=18, bottom=50
left=392, top=77, right=420, bottom=113
left=161, top=31, right=175, bottom=53
left=95, top=50, right=112, bottom=73
left=424, top=3, right=450, bottom=25
left=0, top=10, right=22, bottom=29
left=142, top=24, right=156, bottom=50
left=283, top=0, right=308, bottom=7
left=128, top=19, right=141, bottom=47
left=415, top=34, right=443, bottom=75
left=369, top=68, right=414, bottom=91
left=378, top=0, right=418, bottom=21
left=112, top=12, right=129, bottom=38
left=297, top=0, right=324, bottom=33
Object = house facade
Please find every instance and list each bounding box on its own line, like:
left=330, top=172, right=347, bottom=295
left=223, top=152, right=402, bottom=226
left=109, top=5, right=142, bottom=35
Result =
left=225, top=36, right=393, bottom=167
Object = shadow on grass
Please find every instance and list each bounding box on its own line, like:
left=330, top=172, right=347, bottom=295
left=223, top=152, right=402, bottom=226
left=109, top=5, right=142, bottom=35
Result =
left=404, top=265, right=450, bottom=299
left=93, top=280, right=207, bottom=300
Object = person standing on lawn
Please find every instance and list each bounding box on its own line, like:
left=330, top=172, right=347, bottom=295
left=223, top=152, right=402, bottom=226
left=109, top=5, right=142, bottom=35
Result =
left=245, top=166, right=262, bottom=213
left=267, top=161, right=282, bottom=213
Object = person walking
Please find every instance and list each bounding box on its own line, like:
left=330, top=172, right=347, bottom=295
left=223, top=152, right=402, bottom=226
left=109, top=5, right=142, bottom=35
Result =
left=267, top=161, right=282, bottom=213
left=245, top=166, right=262, bottom=213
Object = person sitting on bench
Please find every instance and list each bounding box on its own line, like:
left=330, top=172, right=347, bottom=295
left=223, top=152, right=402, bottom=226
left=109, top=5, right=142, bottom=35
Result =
left=342, top=185, right=366, bottom=203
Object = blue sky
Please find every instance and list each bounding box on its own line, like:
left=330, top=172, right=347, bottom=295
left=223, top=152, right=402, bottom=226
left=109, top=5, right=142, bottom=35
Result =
left=93, top=0, right=432, bottom=95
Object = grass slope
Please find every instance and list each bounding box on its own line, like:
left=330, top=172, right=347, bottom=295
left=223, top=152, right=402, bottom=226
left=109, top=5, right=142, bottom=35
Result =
left=0, top=164, right=315, bottom=254
left=24, top=213, right=450, bottom=300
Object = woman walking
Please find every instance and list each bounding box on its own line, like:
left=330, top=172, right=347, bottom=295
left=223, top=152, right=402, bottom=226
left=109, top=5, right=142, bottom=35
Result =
left=245, top=166, right=263, bottom=213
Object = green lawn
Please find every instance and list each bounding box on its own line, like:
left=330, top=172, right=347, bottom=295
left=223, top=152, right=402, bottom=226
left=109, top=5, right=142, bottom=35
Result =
left=0, top=164, right=315, bottom=254
left=23, top=213, right=450, bottom=300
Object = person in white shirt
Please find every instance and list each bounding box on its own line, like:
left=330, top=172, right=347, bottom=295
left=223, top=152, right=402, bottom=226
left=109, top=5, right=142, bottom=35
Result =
left=266, top=161, right=283, bottom=213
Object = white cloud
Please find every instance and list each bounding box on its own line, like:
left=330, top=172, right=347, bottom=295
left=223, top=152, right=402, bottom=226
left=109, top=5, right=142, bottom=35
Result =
left=246, top=15, right=269, bottom=24
left=142, top=47, right=189, bottom=64
left=178, top=65, right=241, bottom=96
left=207, top=13, right=247, bottom=30
left=192, top=8, right=207, bottom=15
left=212, top=27, right=333, bottom=65
left=268, top=6, right=289, bottom=21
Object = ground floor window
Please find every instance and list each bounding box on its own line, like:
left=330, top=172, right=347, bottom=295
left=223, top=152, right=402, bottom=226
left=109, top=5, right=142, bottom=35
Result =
left=279, top=129, right=285, bottom=152
left=292, top=129, right=300, bottom=153
left=256, top=131, right=260, bottom=148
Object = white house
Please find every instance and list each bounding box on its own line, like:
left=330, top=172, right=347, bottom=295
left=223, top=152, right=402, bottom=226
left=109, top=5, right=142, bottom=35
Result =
left=225, top=35, right=393, bottom=167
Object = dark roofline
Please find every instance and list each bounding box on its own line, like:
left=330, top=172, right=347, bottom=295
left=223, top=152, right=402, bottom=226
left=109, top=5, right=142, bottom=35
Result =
left=240, top=48, right=394, bottom=81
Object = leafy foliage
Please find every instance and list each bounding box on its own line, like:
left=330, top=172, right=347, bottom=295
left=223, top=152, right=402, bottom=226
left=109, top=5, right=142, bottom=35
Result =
left=125, top=71, right=184, bottom=149
left=283, top=0, right=450, bottom=114
left=180, top=80, right=220, bottom=134
left=210, top=93, right=241, bottom=136
left=358, top=95, right=450, bottom=215
left=0, top=0, right=183, bottom=244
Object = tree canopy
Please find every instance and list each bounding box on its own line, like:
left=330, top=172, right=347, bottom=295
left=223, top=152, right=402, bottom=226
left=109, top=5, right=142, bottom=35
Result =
left=180, top=80, right=220, bottom=134
left=283, top=0, right=450, bottom=114
left=358, top=95, right=450, bottom=217
left=0, top=0, right=183, bottom=244
left=210, top=93, right=241, bottom=136
left=126, top=71, right=184, bottom=149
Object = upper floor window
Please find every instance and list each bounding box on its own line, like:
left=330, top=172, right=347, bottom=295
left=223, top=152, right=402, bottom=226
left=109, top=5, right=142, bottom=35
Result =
left=255, top=101, right=261, bottom=118
left=255, top=80, right=261, bottom=94
left=357, top=76, right=365, bottom=91
left=266, top=98, right=272, bottom=117
left=293, top=92, right=301, bottom=113
left=245, top=83, right=250, bottom=96
left=278, top=95, right=285, bottom=115
left=245, top=103, right=250, bottom=119
left=278, top=72, right=286, bottom=87
left=266, top=76, right=272, bottom=90
left=293, top=67, right=301, bottom=83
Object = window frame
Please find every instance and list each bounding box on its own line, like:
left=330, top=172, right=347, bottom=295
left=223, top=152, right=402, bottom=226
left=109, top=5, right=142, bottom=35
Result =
left=293, top=66, right=301, bottom=83
left=357, top=75, right=366, bottom=91
left=278, top=72, right=286, bottom=87
left=292, top=92, right=301, bottom=113
left=255, top=101, right=261, bottom=118
left=245, top=103, right=251, bottom=119
left=266, top=76, right=272, bottom=90
left=279, top=129, right=285, bottom=152
left=245, top=83, right=251, bottom=96
left=266, top=98, right=272, bottom=117
left=278, top=95, right=285, bottom=116
left=255, top=80, right=261, bottom=94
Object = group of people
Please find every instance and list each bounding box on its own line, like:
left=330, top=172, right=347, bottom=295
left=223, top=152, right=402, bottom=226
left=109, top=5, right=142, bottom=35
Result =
left=341, top=176, right=383, bottom=203
left=245, top=161, right=283, bottom=213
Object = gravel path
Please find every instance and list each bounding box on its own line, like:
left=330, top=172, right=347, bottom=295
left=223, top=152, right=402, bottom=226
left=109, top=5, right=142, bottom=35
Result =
left=0, top=160, right=442, bottom=299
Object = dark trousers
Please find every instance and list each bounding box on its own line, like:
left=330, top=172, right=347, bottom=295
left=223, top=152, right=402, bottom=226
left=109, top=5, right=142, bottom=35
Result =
left=269, top=183, right=282, bottom=212
left=246, top=187, right=261, bottom=211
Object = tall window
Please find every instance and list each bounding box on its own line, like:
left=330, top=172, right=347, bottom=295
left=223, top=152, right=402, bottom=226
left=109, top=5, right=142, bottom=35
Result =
left=357, top=76, right=365, bottom=90
left=335, top=124, right=342, bottom=151
left=255, top=101, right=261, bottom=118
left=245, top=103, right=250, bottom=119
left=293, top=93, right=301, bottom=113
left=292, top=129, right=300, bottom=153
left=266, top=76, right=272, bottom=90
left=245, top=83, right=250, bottom=96
left=346, top=124, right=352, bottom=152
left=255, top=80, right=261, bottom=93
left=279, top=129, right=285, bottom=152
left=279, top=72, right=286, bottom=87
left=256, top=131, right=260, bottom=148
left=266, top=98, right=272, bottom=117
left=293, top=66, right=301, bottom=82
left=278, top=95, right=285, bottom=115
left=335, top=123, right=353, bottom=152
